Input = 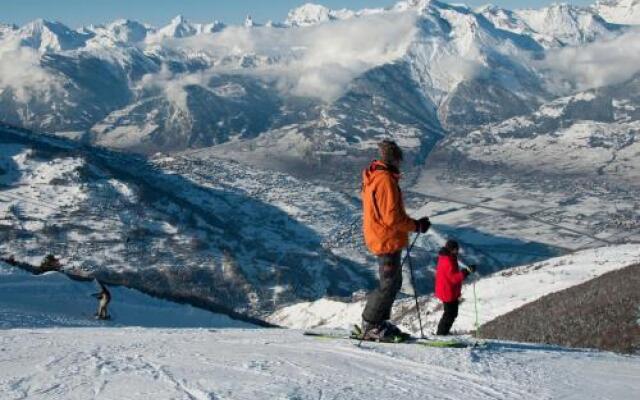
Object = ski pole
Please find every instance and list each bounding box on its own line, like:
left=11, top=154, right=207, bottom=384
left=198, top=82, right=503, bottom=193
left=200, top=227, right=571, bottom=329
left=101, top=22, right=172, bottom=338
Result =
left=404, top=233, right=424, bottom=338
left=472, top=278, right=480, bottom=340
left=400, top=233, right=420, bottom=269
left=407, top=247, right=425, bottom=338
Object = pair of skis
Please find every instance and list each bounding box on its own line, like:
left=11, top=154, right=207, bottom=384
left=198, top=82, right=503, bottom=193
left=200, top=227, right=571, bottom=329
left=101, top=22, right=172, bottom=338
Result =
left=303, top=325, right=472, bottom=348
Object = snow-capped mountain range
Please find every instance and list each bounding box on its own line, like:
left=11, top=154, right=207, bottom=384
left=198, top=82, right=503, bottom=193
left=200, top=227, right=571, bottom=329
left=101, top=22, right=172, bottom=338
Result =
left=0, top=0, right=639, bottom=175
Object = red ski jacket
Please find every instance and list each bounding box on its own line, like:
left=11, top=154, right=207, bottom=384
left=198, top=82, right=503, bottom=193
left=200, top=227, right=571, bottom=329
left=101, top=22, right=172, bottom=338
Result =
left=435, top=251, right=466, bottom=303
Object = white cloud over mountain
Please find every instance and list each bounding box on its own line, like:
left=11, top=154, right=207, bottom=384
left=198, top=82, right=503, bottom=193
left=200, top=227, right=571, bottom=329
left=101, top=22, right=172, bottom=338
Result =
left=145, top=11, right=418, bottom=102
left=0, top=39, right=64, bottom=103
left=542, top=27, right=640, bottom=91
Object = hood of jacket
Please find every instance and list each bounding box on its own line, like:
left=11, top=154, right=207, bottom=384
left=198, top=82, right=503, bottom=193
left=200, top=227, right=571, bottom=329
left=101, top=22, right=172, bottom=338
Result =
left=362, top=160, right=400, bottom=188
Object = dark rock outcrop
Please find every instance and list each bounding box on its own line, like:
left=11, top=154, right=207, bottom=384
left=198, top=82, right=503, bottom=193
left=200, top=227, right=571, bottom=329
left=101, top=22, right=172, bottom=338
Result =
left=480, top=264, right=640, bottom=354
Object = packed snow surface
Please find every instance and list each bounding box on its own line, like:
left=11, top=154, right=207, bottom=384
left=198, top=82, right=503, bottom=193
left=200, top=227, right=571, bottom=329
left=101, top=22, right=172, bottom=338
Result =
left=1, top=328, right=638, bottom=400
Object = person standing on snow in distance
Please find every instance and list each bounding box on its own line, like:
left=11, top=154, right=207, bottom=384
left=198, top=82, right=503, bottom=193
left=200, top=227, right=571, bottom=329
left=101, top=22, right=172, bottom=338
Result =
left=92, top=281, right=111, bottom=320
left=434, top=240, right=476, bottom=336
left=360, top=139, right=431, bottom=340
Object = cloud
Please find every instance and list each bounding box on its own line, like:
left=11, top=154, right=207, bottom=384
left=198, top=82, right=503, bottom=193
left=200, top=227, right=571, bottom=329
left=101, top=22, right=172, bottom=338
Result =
left=138, top=65, right=212, bottom=110
left=143, top=11, right=418, bottom=104
left=0, top=39, right=64, bottom=103
left=541, top=27, right=640, bottom=91
left=434, top=47, right=490, bottom=85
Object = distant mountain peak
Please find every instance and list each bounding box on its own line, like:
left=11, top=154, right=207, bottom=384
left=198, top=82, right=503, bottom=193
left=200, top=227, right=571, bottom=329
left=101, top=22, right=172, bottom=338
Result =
left=284, top=3, right=359, bottom=26
left=147, top=14, right=199, bottom=40
left=285, top=3, right=333, bottom=26
left=171, top=14, right=186, bottom=25
left=0, top=22, right=18, bottom=38
left=17, top=18, right=90, bottom=52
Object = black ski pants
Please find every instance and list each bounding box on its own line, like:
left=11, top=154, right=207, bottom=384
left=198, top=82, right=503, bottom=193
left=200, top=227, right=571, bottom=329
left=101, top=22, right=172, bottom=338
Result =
left=362, top=251, right=402, bottom=324
left=436, top=300, right=459, bottom=335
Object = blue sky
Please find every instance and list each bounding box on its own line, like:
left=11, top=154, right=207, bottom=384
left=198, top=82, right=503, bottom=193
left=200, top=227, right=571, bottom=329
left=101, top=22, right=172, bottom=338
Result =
left=1, top=0, right=594, bottom=28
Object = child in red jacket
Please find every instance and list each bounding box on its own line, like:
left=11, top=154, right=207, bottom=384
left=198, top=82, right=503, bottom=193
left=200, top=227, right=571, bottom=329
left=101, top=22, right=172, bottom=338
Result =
left=434, top=240, right=475, bottom=335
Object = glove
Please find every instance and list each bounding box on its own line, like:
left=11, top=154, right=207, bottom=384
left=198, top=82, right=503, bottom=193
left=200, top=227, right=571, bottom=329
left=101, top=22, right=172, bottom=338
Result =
left=415, top=217, right=431, bottom=233
left=466, top=265, right=477, bottom=274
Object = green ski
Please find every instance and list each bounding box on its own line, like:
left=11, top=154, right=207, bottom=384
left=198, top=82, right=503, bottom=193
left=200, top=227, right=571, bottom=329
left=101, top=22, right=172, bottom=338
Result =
left=303, top=327, right=473, bottom=348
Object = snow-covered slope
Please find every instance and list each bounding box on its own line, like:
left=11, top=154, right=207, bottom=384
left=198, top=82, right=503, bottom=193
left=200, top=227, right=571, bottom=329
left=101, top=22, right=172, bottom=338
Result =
left=145, top=15, right=225, bottom=42
left=0, top=124, right=374, bottom=317
left=0, top=261, right=254, bottom=328
left=269, top=245, right=640, bottom=333
left=1, top=327, right=638, bottom=399
left=480, top=3, right=620, bottom=47
left=416, top=69, right=640, bottom=252
left=1, top=122, right=562, bottom=322
left=87, top=19, right=151, bottom=44
left=442, top=83, right=640, bottom=185
left=14, top=19, right=92, bottom=52
left=594, top=0, right=640, bottom=24
left=285, top=3, right=352, bottom=26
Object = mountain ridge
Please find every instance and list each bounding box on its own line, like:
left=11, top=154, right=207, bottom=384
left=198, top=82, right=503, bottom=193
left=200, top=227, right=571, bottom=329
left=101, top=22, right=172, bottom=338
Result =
left=1, top=0, right=636, bottom=166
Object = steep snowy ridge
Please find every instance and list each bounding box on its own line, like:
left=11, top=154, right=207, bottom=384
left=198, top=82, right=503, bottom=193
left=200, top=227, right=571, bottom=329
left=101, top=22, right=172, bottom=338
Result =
left=87, top=19, right=151, bottom=44
left=284, top=3, right=386, bottom=26
left=286, top=3, right=347, bottom=26
left=515, top=3, right=620, bottom=45
left=145, top=15, right=225, bottom=42
left=480, top=3, right=621, bottom=47
left=594, top=0, right=640, bottom=24
left=11, top=19, right=92, bottom=52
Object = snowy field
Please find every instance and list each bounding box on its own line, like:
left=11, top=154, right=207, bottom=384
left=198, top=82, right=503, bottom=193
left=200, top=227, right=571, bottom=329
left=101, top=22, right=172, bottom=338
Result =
left=411, top=171, right=640, bottom=251
left=1, top=328, right=638, bottom=400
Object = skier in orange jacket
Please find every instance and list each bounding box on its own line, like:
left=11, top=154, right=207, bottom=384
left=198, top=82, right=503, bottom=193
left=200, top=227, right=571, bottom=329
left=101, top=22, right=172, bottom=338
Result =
left=360, top=140, right=430, bottom=340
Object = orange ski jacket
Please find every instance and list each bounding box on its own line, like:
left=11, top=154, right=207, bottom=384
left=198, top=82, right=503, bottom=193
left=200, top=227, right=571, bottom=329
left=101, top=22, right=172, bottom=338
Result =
left=361, top=160, right=417, bottom=255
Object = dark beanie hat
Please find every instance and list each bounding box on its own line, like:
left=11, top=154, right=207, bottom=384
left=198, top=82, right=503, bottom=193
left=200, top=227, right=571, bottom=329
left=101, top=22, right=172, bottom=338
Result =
left=378, top=139, right=403, bottom=164
left=445, top=239, right=459, bottom=252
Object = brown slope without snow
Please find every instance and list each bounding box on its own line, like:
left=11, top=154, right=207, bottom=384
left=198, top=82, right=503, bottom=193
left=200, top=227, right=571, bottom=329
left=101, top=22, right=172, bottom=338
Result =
left=480, top=264, right=640, bottom=354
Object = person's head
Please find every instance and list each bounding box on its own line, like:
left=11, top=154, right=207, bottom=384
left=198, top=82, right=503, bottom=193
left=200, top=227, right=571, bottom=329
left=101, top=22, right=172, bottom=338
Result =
left=378, top=139, right=403, bottom=168
left=445, top=239, right=460, bottom=256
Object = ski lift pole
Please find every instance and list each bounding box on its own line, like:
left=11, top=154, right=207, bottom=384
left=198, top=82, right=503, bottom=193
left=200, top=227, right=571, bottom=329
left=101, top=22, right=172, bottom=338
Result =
left=404, top=233, right=424, bottom=339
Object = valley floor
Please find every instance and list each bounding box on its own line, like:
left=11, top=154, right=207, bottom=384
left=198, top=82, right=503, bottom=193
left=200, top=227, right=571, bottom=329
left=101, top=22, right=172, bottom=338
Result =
left=1, top=328, right=638, bottom=400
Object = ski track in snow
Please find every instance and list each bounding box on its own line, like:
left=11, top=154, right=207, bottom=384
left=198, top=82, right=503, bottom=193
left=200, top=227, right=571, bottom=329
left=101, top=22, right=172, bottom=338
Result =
left=0, top=329, right=638, bottom=400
